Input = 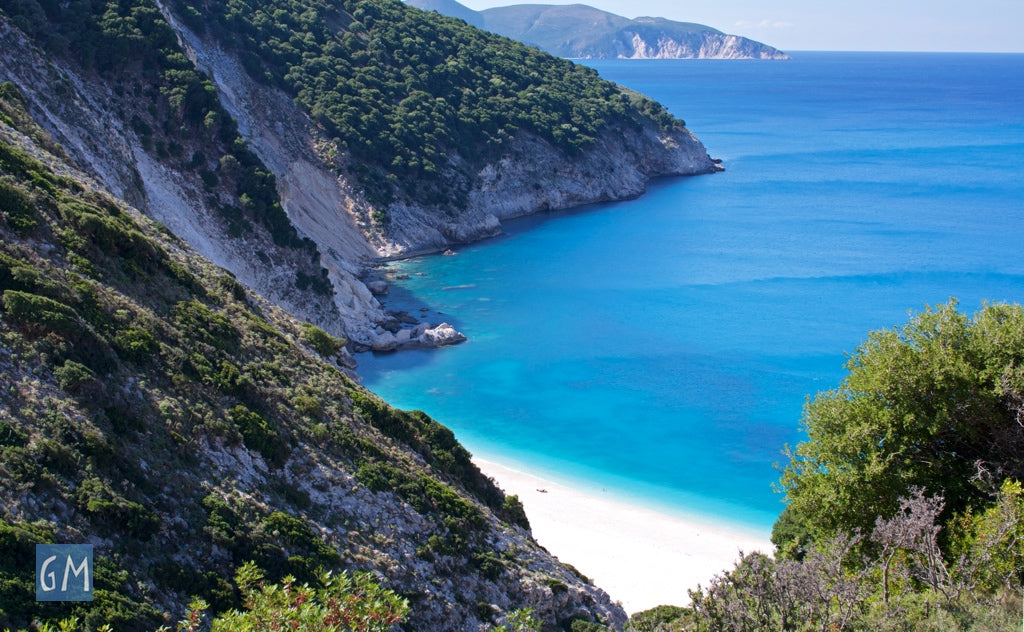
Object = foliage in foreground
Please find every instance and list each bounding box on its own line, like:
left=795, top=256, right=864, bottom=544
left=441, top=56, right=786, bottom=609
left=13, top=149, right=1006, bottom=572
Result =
left=778, top=300, right=1024, bottom=547
left=627, top=301, right=1024, bottom=631
left=17, top=563, right=548, bottom=632
left=182, top=562, right=410, bottom=632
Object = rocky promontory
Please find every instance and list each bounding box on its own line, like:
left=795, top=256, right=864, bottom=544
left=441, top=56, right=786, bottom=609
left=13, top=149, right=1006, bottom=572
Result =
left=1, top=0, right=720, bottom=354
left=407, top=0, right=790, bottom=60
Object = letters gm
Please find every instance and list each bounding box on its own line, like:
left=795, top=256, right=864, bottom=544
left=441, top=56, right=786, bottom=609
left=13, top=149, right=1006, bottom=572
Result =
left=36, top=544, right=93, bottom=601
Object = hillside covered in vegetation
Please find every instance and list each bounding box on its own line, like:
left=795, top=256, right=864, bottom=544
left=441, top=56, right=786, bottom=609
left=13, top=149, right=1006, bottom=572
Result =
left=0, top=84, right=625, bottom=630
left=0, top=0, right=719, bottom=349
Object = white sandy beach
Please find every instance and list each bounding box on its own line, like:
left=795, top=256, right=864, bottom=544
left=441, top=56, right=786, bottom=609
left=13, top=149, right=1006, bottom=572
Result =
left=474, top=458, right=773, bottom=615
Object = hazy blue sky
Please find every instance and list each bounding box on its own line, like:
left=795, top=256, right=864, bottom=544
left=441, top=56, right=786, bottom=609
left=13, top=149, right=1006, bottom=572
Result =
left=457, top=0, right=1024, bottom=52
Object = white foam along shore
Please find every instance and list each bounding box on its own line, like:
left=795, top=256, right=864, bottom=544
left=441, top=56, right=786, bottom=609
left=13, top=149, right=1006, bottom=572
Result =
left=473, top=457, right=774, bottom=615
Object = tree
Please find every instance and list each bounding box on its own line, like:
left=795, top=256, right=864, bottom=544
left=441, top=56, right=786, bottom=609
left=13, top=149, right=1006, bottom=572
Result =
left=776, top=300, right=1024, bottom=549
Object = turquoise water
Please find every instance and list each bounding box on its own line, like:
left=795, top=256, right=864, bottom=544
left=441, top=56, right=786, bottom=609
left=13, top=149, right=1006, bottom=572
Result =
left=358, top=53, right=1024, bottom=532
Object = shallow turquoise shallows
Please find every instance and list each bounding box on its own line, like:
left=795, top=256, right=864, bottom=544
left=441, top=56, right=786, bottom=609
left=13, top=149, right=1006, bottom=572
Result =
left=357, top=52, right=1024, bottom=533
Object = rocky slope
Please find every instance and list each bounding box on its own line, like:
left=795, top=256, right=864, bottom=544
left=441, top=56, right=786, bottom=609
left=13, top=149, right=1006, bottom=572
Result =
left=0, top=0, right=726, bottom=627
left=407, top=0, right=789, bottom=60
left=0, top=0, right=720, bottom=352
left=0, top=83, right=626, bottom=630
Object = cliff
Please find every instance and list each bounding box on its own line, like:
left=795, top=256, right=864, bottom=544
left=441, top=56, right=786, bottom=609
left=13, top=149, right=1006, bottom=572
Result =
left=0, top=81, right=626, bottom=631
left=0, top=0, right=720, bottom=352
left=406, top=0, right=790, bottom=60
left=0, top=0, right=725, bottom=627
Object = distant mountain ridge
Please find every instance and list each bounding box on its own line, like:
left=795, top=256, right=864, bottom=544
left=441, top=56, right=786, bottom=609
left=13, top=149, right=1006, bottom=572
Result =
left=405, top=0, right=789, bottom=59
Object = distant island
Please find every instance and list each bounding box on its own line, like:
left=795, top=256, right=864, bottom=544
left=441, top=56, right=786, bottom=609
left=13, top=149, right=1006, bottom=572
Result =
left=405, top=0, right=789, bottom=59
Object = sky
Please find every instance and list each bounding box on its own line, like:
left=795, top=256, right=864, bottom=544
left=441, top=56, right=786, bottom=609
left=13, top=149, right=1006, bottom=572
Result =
left=456, top=0, right=1024, bottom=52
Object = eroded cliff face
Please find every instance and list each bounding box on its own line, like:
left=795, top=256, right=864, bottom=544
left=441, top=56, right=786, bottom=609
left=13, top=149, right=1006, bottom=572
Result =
left=625, top=31, right=791, bottom=60
left=375, top=119, right=721, bottom=257
left=153, top=4, right=396, bottom=349
left=0, top=4, right=720, bottom=350
left=0, top=17, right=354, bottom=341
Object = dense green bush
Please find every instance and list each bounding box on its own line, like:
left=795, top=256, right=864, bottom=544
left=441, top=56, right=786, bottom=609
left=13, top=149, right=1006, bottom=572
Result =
left=75, top=478, right=160, bottom=540
left=172, top=299, right=241, bottom=353
left=2, top=290, right=81, bottom=336
left=299, top=322, right=344, bottom=357
left=54, top=359, right=98, bottom=392
left=111, top=326, right=158, bottom=362
left=228, top=403, right=287, bottom=464
left=0, top=178, right=40, bottom=232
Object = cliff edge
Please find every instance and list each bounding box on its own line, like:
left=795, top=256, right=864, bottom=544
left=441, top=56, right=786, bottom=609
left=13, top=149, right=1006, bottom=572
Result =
left=0, top=0, right=720, bottom=352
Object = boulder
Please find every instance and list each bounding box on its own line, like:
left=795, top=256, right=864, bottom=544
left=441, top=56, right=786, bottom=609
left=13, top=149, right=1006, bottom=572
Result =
left=418, top=322, right=467, bottom=347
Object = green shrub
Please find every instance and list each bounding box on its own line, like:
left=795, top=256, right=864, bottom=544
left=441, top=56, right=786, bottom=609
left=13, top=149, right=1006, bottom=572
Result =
left=1, top=445, right=45, bottom=486
left=228, top=404, right=286, bottom=464
left=180, top=562, right=409, bottom=632
left=262, top=510, right=339, bottom=567
left=500, top=494, right=530, bottom=531
left=2, top=289, right=81, bottom=336
left=0, top=417, right=27, bottom=447
left=355, top=460, right=410, bottom=494
left=0, top=251, right=38, bottom=293
left=0, top=178, right=40, bottom=232
left=471, top=552, right=505, bottom=580
left=1, top=290, right=112, bottom=370
left=627, top=605, right=688, bottom=632
left=57, top=198, right=161, bottom=269
left=54, top=359, right=96, bottom=391
left=569, top=618, right=608, bottom=632
left=422, top=475, right=483, bottom=527
left=542, top=577, right=567, bottom=595
left=0, top=138, right=56, bottom=190
left=172, top=299, right=241, bottom=352
left=298, top=322, right=343, bottom=358
left=75, top=477, right=160, bottom=540
left=112, top=326, right=158, bottom=361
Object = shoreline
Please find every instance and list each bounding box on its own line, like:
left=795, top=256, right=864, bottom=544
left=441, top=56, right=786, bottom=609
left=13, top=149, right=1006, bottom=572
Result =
left=473, top=456, right=773, bottom=614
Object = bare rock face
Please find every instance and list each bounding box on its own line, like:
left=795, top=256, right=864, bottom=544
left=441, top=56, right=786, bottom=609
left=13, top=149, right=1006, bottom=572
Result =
left=624, top=30, right=791, bottom=60
left=0, top=17, right=349, bottom=341
left=379, top=120, right=721, bottom=257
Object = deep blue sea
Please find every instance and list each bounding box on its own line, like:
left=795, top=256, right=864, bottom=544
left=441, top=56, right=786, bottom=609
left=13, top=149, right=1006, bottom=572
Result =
left=358, top=52, right=1024, bottom=533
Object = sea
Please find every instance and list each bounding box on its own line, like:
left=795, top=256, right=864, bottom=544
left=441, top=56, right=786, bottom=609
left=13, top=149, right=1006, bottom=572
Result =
left=357, top=52, right=1024, bottom=535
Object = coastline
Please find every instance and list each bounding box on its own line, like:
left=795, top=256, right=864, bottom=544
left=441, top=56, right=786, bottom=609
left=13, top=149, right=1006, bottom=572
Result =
left=473, top=457, right=773, bottom=614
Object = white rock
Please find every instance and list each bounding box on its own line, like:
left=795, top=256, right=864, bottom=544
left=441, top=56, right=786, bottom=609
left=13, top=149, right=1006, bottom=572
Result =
left=418, top=322, right=467, bottom=347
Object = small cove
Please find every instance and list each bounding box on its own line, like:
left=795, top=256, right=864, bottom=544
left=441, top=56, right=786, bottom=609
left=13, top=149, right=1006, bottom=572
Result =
left=357, top=52, right=1024, bottom=534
